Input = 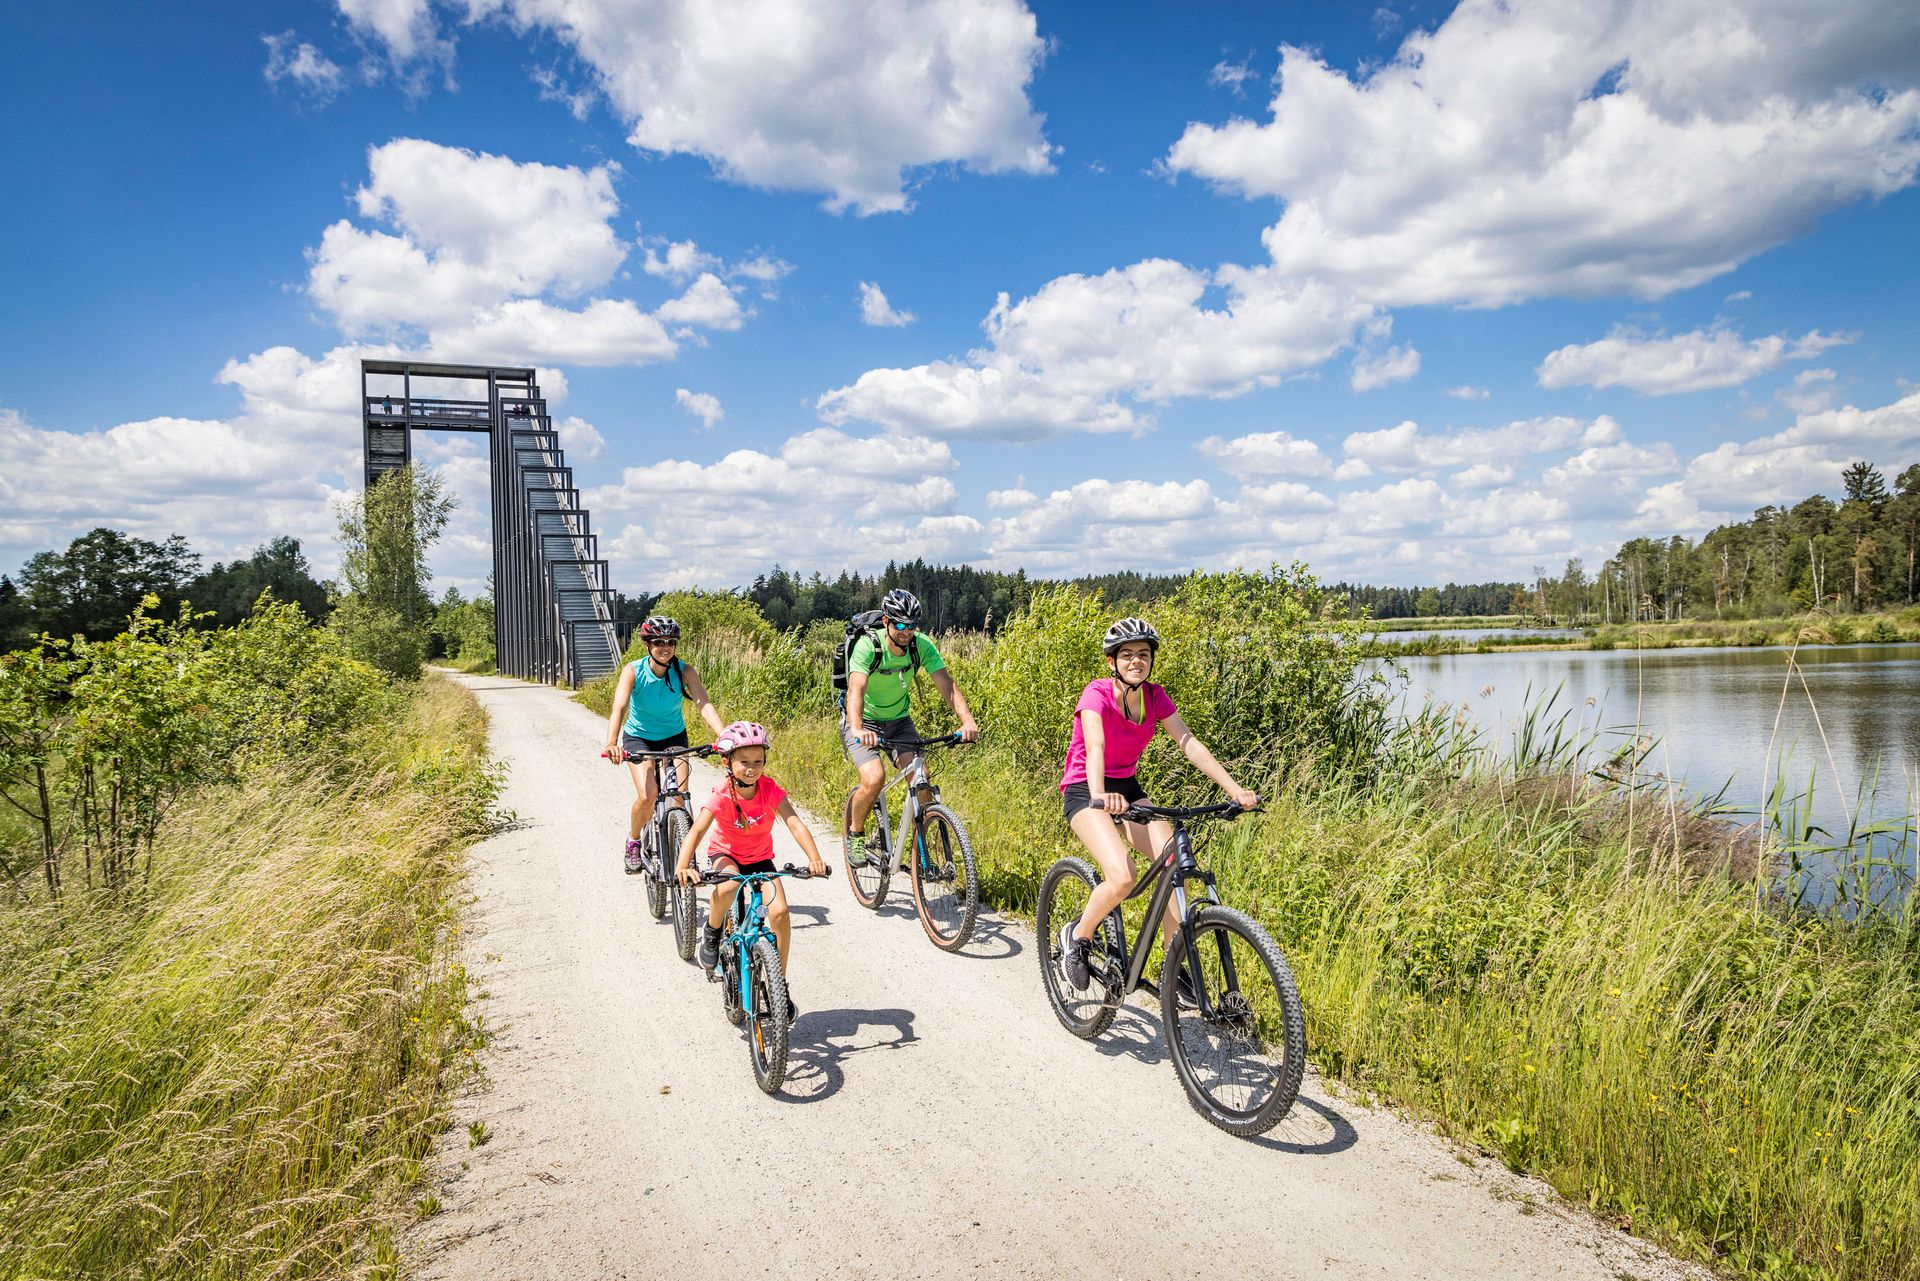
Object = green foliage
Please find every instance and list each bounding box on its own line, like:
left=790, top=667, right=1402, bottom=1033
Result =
left=15, top=528, right=200, bottom=643
left=0, top=597, right=392, bottom=899
left=187, top=536, right=330, bottom=627
left=623, top=589, right=776, bottom=662
left=431, top=587, right=496, bottom=667
left=327, top=594, right=427, bottom=682
left=337, top=464, right=452, bottom=623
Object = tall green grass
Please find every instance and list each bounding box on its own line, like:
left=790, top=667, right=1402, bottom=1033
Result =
left=584, top=581, right=1920, bottom=1281
left=0, top=676, right=498, bottom=1279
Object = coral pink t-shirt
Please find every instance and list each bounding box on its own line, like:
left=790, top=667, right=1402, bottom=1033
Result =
left=1060, top=680, right=1177, bottom=790
left=702, top=776, right=788, bottom=864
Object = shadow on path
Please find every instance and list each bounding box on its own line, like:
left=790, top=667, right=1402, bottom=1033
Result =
left=1242, top=1092, right=1360, bottom=1157
left=778, top=1006, right=919, bottom=1105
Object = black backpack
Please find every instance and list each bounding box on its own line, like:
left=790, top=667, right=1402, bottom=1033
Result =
left=831, top=609, right=920, bottom=698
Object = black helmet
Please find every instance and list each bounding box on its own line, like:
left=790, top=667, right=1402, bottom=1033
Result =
left=1101, top=617, right=1159, bottom=656
left=880, top=588, right=922, bottom=625
left=639, top=615, right=681, bottom=640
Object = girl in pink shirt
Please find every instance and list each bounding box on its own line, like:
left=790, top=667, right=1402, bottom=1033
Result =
left=676, top=722, right=827, bottom=1010
left=1055, top=619, right=1258, bottom=995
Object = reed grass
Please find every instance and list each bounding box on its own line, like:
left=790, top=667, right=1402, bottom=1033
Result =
left=0, top=675, right=497, bottom=1280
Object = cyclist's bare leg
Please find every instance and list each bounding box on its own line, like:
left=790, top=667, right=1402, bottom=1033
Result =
left=766, top=880, right=791, bottom=970
left=707, top=879, right=739, bottom=929
left=848, top=756, right=886, bottom=830
left=625, top=759, right=660, bottom=839
left=1068, top=809, right=1139, bottom=941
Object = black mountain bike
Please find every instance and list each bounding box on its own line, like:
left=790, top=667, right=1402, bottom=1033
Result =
left=840, top=732, right=980, bottom=951
left=618, top=743, right=715, bottom=959
left=1037, top=801, right=1306, bottom=1136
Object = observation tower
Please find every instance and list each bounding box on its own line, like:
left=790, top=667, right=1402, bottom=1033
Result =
left=360, top=359, right=625, bottom=685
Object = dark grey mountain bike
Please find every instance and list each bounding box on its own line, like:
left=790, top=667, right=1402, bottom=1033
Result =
left=840, top=732, right=980, bottom=951
left=616, top=743, right=715, bottom=960
left=1037, top=801, right=1306, bottom=1136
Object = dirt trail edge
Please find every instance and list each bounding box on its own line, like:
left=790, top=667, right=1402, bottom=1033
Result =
left=412, top=673, right=1705, bottom=1281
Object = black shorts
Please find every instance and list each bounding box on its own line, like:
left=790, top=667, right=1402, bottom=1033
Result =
left=1062, top=774, right=1147, bottom=822
left=622, top=730, right=690, bottom=756
left=712, top=853, right=777, bottom=878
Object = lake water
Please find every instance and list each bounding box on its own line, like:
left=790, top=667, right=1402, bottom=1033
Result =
left=1392, top=643, right=1920, bottom=901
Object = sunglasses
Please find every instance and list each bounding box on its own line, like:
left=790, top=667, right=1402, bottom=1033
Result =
left=647, top=638, right=678, bottom=647
left=889, top=621, right=915, bottom=632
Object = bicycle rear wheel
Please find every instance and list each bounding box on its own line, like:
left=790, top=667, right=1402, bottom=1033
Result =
left=911, top=804, right=979, bottom=950
left=746, top=937, right=791, bottom=1094
left=1162, top=905, right=1306, bottom=1136
left=665, top=809, right=699, bottom=960
left=842, top=789, right=890, bottom=909
left=643, top=826, right=668, bottom=921
left=1036, top=857, right=1122, bottom=1039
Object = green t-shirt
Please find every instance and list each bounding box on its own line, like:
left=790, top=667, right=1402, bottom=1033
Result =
left=848, top=632, right=945, bottom=722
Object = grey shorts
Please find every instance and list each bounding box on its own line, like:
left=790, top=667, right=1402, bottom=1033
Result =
left=840, top=714, right=920, bottom=768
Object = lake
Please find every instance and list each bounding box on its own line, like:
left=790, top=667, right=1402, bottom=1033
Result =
left=1392, top=643, right=1920, bottom=902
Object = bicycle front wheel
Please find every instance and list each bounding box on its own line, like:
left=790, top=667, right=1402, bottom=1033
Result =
left=911, top=804, right=979, bottom=951
left=1162, top=905, right=1306, bottom=1136
left=746, top=937, right=791, bottom=1095
left=1036, top=857, right=1122, bottom=1039
left=842, top=789, right=890, bottom=910
left=665, top=809, right=698, bottom=960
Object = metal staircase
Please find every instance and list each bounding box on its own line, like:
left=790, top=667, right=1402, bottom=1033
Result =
left=361, top=360, right=628, bottom=686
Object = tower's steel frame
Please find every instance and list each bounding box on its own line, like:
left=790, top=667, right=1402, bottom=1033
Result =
left=360, top=359, right=626, bottom=685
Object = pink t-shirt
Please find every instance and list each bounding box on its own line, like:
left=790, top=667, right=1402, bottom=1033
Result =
left=702, top=776, right=789, bottom=864
left=1060, top=680, right=1178, bottom=790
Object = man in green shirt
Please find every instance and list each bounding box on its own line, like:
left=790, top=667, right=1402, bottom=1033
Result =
left=842, top=588, right=979, bottom=866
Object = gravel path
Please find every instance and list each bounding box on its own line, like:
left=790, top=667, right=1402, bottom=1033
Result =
left=410, top=673, right=1706, bottom=1281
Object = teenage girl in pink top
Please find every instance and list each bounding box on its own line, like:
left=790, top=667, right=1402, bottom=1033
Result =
left=1056, top=618, right=1258, bottom=993
left=676, top=721, right=827, bottom=1015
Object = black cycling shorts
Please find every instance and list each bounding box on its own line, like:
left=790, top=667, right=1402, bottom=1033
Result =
left=711, top=854, right=777, bottom=878
left=622, top=730, right=690, bottom=756
left=1061, top=773, right=1147, bottom=822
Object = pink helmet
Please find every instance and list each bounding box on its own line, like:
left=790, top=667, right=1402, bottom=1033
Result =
left=715, top=720, right=770, bottom=754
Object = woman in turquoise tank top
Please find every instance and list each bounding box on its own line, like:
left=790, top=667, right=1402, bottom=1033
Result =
left=600, top=616, right=728, bottom=875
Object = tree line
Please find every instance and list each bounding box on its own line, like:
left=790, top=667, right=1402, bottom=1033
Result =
left=1521, top=460, right=1920, bottom=625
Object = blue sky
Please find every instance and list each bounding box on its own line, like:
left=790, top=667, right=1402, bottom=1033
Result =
left=4, top=0, right=1919, bottom=594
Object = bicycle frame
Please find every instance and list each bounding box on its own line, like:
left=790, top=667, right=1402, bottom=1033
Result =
left=1101, top=819, right=1239, bottom=1021
left=867, top=734, right=962, bottom=874
left=708, top=867, right=811, bottom=1017
left=871, top=750, right=937, bottom=862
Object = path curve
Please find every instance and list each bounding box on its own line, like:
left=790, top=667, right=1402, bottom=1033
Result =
left=411, top=674, right=1703, bottom=1281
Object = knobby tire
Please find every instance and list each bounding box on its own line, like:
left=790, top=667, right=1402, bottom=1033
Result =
left=1037, top=857, right=1123, bottom=1039
left=1161, top=905, right=1306, bottom=1137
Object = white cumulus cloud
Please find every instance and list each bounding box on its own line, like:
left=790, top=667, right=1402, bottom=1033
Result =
left=817, top=259, right=1372, bottom=438
left=263, top=32, right=345, bottom=101
left=1164, top=0, right=1920, bottom=307
left=675, top=389, right=724, bottom=430
left=1536, top=325, right=1853, bottom=394
left=465, top=0, right=1054, bottom=214
left=859, top=282, right=916, bottom=327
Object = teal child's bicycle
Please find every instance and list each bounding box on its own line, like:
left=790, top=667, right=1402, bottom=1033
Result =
left=694, top=863, right=831, bottom=1094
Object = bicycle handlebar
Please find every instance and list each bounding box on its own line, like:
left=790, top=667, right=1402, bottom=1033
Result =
left=873, top=731, right=970, bottom=752
left=1118, top=800, right=1255, bottom=824
left=602, top=744, right=717, bottom=763
left=694, top=863, right=832, bottom=885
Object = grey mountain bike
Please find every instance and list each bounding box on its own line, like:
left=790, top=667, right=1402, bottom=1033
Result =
left=841, top=732, right=980, bottom=951
left=1037, top=800, right=1306, bottom=1136
left=615, top=743, right=715, bottom=960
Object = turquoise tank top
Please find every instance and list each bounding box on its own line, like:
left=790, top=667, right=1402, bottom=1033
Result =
left=622, top=658, right=688, bottom=739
